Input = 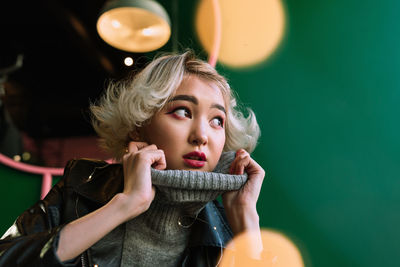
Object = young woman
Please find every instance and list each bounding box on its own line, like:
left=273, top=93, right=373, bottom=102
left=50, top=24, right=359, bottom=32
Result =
left=0, top=51, right=264, bottom=266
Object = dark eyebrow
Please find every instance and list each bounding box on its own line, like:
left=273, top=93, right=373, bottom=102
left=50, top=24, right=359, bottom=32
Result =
left=168, top=95, right=198, bottom=104
left=211, top=104, right=226, bottom=114
left=169, top=94, right=226, bottom=114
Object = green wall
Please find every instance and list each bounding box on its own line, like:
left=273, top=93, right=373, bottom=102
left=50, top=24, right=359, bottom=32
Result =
left=0, top=165, right=42, bottom=230
left=215, top=0, right=400, bottom=266
left=0, top=165, right=61, bottom=236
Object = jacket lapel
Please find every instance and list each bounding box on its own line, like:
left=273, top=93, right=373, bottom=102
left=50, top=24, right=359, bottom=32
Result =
left=189, top=201, right=234, bottom=248
left=73, top=161, right=124, bottom=205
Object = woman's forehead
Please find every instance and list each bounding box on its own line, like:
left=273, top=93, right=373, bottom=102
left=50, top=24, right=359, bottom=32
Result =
left=173, top=75, right=226, bottom=106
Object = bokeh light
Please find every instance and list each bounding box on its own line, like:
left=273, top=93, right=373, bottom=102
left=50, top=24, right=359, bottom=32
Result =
left=220, top=229, right=304, bottom=267
left=195, top=0, right=286, bottom=67
left=124, top=57, right=134, bottom=66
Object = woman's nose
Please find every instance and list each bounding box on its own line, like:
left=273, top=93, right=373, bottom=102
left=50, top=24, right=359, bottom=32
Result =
left=188, top=121, right=208, bottom=146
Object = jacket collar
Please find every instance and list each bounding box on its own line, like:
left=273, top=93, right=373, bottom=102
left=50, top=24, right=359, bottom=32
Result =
left=73, top=160, right=233, bottom=248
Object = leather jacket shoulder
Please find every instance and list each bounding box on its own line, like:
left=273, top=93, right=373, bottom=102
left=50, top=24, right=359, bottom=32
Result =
left=0, top=159, right=234, bottom=267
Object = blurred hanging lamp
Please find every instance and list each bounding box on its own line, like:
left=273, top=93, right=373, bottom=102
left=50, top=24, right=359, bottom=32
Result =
left=97, top=0, right=171, bottom=52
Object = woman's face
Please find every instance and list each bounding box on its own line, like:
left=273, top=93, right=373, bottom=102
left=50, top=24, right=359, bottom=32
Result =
left=140, top=75, right=226, bottom=171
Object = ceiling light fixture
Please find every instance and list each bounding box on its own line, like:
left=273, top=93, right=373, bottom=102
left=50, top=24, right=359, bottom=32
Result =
left=97, top=0, right=171, bottom=53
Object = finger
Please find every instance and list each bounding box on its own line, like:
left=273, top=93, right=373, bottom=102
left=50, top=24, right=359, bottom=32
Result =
left=137, top=144, right=158, bottom=152
left=244, top=158, right=265, bottom=192
left=238, top=154, right=250, bottom=175
left=135, top=149, right=167, bottom=170
left=230, top=151, right=241, bottom=174
left=127, top=141, right=149, bottom=153
left=234, top=150, right=251, bottom=175
left=151, top=150, right=167, bottom=170
left=230, top=149, right=244, bottom=174
left=230, top=152, right=250, bottom=175
left=245, top=158, right=265, bottom=177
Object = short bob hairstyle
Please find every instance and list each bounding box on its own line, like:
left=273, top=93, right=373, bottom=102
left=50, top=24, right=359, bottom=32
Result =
left=90, top=51, right=260, bottom=161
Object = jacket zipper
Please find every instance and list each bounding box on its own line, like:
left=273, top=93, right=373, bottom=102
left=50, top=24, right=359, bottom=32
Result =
left=81, top=254, right=88, bottom=267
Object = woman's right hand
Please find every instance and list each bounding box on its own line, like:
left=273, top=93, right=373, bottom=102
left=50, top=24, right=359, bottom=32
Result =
left=56, top=142, right=166, bottom=261
left=120, top=141, right=166, bottom=220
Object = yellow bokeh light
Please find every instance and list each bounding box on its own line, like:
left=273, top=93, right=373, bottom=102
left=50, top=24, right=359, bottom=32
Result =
left=195, top=0, right=286, bottom=67
left=22, top=152, right=31, bottom=161
left=220, top=229, right=304, bottom=267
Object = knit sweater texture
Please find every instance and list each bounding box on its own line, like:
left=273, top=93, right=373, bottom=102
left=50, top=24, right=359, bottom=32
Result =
left=120, top=151, right=247, bottom=267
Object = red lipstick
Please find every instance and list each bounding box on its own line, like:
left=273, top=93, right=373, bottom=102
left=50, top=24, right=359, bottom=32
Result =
left=183, top=151, right=207, bottom=168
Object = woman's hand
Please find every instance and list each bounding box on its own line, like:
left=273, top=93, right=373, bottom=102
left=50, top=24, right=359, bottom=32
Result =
left=57, top=142, right=166, bottom=261
left=223, top=149, right=264, bottom=233
left=119, top=141, right=166, bottom=220
left=222, top=149, right=265, bottom=258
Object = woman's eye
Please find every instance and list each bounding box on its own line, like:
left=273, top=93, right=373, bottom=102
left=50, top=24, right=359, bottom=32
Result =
left=172, top=107, right=191, bottom=118
left=210, top=117, right=224, bottom=128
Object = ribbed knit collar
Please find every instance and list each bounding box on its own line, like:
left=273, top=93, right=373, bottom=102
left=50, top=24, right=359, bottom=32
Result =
left=151, top=151, right=247, bottom=207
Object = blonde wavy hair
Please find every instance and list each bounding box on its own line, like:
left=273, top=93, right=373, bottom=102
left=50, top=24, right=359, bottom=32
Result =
left=90, top=51, right=260, bottom=160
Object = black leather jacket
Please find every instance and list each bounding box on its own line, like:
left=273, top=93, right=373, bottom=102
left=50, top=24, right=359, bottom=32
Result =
left=0, top=159, right=234, bottom=267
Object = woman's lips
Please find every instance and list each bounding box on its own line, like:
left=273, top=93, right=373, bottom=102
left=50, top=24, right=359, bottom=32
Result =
left=183, top=151, right=206, bottom=168
left=183, top=158, right=206, bottom=168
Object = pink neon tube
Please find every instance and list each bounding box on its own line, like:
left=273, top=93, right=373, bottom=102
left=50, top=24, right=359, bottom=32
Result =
left=0, top=153, right=64, bottom=199
left=208, top=0, right=222, bottom=67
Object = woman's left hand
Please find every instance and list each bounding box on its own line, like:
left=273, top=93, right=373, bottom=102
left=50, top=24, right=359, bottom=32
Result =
left=222, top=149, right=265, bottom=234
left=222, top=149, right=265, bottom=258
